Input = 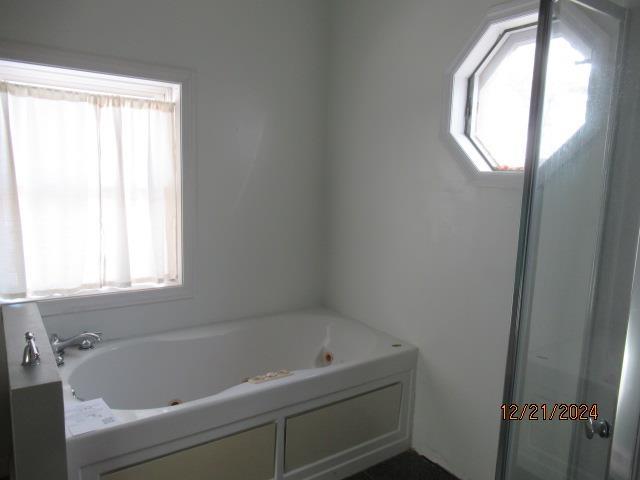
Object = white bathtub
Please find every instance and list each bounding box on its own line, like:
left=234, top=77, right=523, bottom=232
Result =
left=61, top=310, right=417, bottom=480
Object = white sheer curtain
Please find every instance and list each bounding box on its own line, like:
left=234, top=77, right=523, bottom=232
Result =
left=0, top=81, right=179, bottom=300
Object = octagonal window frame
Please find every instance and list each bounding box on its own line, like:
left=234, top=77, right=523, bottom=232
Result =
left=465, top=22, right=538, bottom=172
left=443, top=1, right=540, bottom=185
left=444, top=0, right=611, bottom=187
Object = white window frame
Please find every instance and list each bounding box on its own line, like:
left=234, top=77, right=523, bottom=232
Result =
left=444, top=0, right=612, bottom=188
left=0, top=41, right=195, bottom=316
left=442, top=0, right=539, bottom=188
left=465, top=22, right=537, bottom=170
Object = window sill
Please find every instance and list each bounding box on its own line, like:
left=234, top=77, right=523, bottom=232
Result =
left=5, top=284, right=193, bottom=317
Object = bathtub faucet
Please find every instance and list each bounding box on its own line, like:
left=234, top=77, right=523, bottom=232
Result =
left=50, top=331, right=102, bottom=366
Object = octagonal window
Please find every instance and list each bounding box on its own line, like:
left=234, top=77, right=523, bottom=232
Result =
left=467, top=24, right=538, bottom=171
left=447, top=5, right=593, bottom=176
left=467, top=25, right=591, bottom=171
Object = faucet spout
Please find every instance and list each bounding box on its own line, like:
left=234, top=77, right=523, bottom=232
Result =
left=50, top=331, right=102, bottom=366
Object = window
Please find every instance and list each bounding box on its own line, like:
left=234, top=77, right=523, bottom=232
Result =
left=466, top=24, right=538, bottom=171
left=446, top=4, right=592, bottom=177
left=0, top=59, right=182, bottom=303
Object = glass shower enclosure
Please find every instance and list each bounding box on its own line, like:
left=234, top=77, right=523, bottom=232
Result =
left=497, top=0, right=640, bottom=479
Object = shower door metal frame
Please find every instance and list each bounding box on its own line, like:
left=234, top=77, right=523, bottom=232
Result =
left=495, top=0, right=635, bottom=479
left=495, top=0, right=554, bottom=477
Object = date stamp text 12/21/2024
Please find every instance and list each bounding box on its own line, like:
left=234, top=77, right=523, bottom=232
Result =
left=501, top=403, right=598, bottom=421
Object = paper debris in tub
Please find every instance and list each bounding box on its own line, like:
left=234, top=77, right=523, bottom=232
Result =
left=246, top=369, right=292, bottom=384
left=64, top=398, right=122, bottom=436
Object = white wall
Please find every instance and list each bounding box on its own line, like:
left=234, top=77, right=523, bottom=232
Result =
left=0, top=0, right=329, bottom=340
left=0, top=2, right=527, bottom=479
left=326, top=1, right=523, bottom=479
left=0, top=0, right=328, bottom=474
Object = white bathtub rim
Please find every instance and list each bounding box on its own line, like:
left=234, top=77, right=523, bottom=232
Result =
left=65, top=355, right=416, bottom=468
left=64, top=344, right=416, bottom=440
left=59, top=308, right=415, bottom=415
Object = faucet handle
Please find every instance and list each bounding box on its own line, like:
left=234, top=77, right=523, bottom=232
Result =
left=82, top=331, right=102, bottom=338
left=22, top=331, right=40, bottom=367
